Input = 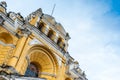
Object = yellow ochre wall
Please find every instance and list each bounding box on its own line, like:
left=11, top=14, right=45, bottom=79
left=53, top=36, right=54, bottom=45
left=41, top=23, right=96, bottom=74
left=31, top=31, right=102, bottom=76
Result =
left=0, top=26, right=72, bottom=80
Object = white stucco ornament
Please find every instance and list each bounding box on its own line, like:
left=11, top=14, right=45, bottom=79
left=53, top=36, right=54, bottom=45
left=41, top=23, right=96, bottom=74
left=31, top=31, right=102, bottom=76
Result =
left=29, top=38, right=43, bottom=46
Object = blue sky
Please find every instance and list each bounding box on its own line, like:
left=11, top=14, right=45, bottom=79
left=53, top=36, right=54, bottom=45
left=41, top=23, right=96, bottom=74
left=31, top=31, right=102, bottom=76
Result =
left=3, top=0, right=120, bottom=80
left=111, top=0, right=120, bottom=15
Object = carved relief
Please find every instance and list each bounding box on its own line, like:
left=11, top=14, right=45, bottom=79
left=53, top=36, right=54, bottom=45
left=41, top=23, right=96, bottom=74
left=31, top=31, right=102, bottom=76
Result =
left=0, top=32, right=15, bottom=65
left=0, top=45, right=14, bottom=65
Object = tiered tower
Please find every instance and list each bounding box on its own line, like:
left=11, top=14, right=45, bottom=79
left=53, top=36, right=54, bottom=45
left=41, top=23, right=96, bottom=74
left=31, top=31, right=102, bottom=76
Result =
left=0, top=1, right=87, bottom=80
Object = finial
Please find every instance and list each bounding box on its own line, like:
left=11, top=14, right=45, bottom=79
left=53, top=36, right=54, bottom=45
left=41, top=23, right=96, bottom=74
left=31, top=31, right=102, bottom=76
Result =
left=0, top=1, right=7, bottom=8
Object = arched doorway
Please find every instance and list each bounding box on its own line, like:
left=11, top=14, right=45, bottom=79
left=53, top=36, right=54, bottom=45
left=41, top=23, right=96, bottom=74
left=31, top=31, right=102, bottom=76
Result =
left=25, top=45, right=58, bottom=79
left=25, top=62, right=39, bottom=77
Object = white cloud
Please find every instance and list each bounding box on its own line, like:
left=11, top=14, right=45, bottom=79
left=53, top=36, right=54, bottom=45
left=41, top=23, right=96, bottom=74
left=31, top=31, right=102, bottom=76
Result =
left=57, top=0, right=120, bottom=80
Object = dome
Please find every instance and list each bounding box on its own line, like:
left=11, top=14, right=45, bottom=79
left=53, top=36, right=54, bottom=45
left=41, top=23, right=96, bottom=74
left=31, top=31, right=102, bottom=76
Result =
left=43, top=14, right=56, bottom=25
left=43, top=14, right=66, bottom=35
left=55, top=23, right=66, bottom=35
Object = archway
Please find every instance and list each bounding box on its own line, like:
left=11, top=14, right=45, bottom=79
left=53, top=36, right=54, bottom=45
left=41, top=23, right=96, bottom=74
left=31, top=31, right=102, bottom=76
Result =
left=25, top=62, right=39, bottom=77
left=25, top=45, right=58, bottom=79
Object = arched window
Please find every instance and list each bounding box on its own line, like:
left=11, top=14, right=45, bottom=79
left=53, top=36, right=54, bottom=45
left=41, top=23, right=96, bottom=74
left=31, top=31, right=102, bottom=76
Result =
left=63, top=43, right=65, bottom=47
left=47, top=30, right=54, bottom=39
left=25, top=63, right=39, bottom=77
left=38, top=22, right=44, bottom=31
left=57, top=37, right=62, bottom=45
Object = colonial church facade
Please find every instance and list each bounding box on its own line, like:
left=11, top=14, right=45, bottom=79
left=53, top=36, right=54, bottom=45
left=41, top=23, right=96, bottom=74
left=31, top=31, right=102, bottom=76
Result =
left=0, top=1, right=87, bottom=80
